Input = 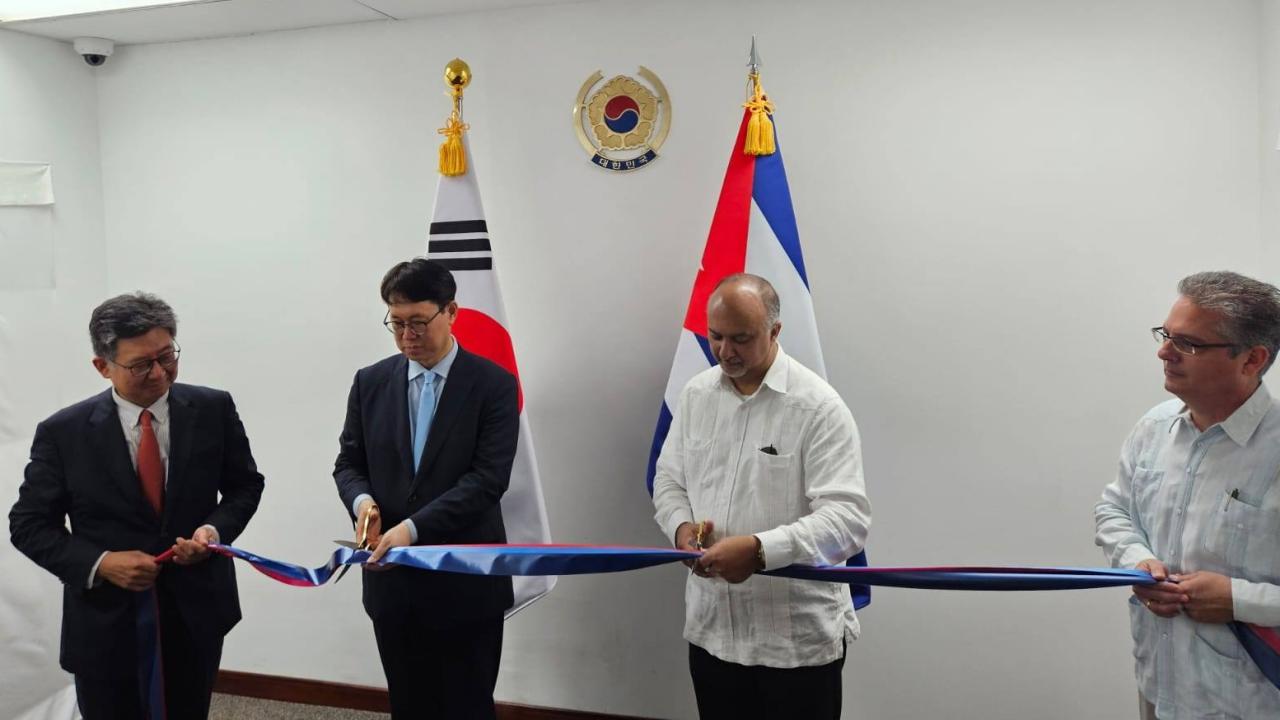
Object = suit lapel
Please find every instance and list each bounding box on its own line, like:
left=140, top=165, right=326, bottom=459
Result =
left=87, top=390, right=154, bottom=521
left=384, top=356, right=413, bottom=480
left=412, top=348, right=477, bottom=488
left=164, top=385, right=197, bottom=526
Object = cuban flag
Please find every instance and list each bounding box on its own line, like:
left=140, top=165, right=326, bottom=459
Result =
left=646, top=108, right=870, bottom=609
left=426, top=139, right=555, bottom=616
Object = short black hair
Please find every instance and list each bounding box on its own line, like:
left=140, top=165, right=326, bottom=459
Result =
left=380, top=258, right=457, bottom=307
left=89, top=292, right=178, bottom=360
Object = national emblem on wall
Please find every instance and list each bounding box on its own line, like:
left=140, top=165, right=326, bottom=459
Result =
left=573, top=66, right=671, bottom=171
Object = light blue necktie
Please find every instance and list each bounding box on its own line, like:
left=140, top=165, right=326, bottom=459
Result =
left=412, top=371, right=437, bottom=472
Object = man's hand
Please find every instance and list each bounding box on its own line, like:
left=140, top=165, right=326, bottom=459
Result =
left=695, top=534, right=760, bottom=584
left=367, top=521, right=412, bottom=567
left=356, top=498, right=382, bottom=549
left=98, top=550, right=160, bottom=591
left=675, top=520, right=715, bottom=574
left=1133, top=559, right=1187, bottom=618
left=171, top=526, right=217, bottom=566
left=1173, top=571, right=1234, bottom=623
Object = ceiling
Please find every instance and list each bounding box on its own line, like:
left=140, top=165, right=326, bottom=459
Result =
left=0, top=0, right=575, bottom=45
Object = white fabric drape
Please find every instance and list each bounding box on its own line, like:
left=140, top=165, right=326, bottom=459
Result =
left=0, top=317, right=80, bottom=719
left=0, top=161, right=54, bottom=206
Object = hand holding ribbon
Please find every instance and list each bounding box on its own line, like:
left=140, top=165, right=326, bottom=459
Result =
left=674, top=520, right=714, bottom=575
left=1173, top=571, right=1234, bottom=623
left=697, top=535, right=759, bottom=583
left=368, top=522, right=413, bottom=566
left=171, top=525, right=217, bottom=566
left=98, top=550, right=160, bottom=591
left=1133, top=558, right=1186, bottom=618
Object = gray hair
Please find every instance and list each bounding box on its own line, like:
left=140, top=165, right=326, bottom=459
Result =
left=1178, top=271, right=1280, bottom=375
left=713, top=273, right=781, bottom=327
left=88, top=292, right=178, bottom=360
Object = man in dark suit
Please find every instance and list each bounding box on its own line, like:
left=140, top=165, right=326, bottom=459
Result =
left=9, top=292, right=264, bottom=720
left=334, top=258, right=518, bottom=720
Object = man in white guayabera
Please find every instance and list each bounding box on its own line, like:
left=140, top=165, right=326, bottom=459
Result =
left=1096, top=271, right=1280, bottom=719
left=653, top=273, right=871, bottom=720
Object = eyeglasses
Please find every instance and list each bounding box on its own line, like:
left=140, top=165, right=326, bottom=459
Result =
left=384, top=308, right=444, bottom=337
left=111, top=344, right=181, bottom=378
left=1150, top=327, right=1236, bottom=355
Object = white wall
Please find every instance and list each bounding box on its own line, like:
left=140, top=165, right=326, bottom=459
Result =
left=5, top=0, right=1272, bottom=718
left=0, top=26, right=108, bottom=720
left=1265, top=0, right=1280, bottom=280
left=0, top=27, right=111, bottom=430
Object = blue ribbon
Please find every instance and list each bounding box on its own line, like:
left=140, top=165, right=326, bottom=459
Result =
left=207, top=543, right=1152, bottom=591
left=134, top=589, right=165, bottom=719
left=202, top=543, right=1280, bottom=692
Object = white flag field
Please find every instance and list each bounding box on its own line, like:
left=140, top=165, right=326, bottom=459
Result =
left=425, top=142, right=555, bottom=616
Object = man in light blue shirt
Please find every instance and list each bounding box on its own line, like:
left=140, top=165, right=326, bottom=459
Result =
left=1096, top=271, right=1280, bottom=719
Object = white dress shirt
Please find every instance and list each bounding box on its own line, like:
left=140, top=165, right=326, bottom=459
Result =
left=88, top=390, right=219, bottom=587
left=1096, top=383, right=1280, bottom=718
left=653, top=346, right=871, bottom=668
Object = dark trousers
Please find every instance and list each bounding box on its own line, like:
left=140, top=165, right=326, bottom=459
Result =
left=372, top=612, right=504, bottom=720
left=688, top=642, right=845, bottom=720
left=75, top=587, right=223, bottom=720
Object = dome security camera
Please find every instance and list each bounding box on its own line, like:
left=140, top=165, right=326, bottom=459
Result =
left=72, top=37, right=115, bottom=67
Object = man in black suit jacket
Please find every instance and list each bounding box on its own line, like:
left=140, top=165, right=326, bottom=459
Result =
left=9, top=292, right=264, bottom=720
left=334, top=258, right=517, bottom=720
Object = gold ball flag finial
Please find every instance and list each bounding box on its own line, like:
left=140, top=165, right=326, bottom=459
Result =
left=444, top=58, right=471, bottom=93
left=438, top=58, right=471, bottom=176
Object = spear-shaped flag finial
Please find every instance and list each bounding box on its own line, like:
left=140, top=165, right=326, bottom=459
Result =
left=743, top=37, right=775, bottom=155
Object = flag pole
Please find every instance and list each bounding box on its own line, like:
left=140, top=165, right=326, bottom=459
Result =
left=439, top=58, right=471, bottom=176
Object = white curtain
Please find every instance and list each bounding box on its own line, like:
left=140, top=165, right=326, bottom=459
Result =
left=0, top=316, right=80, bottom=720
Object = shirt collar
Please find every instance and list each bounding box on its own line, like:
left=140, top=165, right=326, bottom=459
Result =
left=407, top=335, right=459, bottom=383
left=719, top=344, right=790, bottom=397
left=1219, top=382, right=1272, bottom=446
left=111, top=388, right=170, bottom=427
left=1172, top=382, right=1272, bottom=446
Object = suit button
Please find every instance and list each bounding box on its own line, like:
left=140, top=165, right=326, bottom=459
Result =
left=408, top=493, right=418, bottom=503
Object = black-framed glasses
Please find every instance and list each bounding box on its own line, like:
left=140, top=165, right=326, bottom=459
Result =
left=1151, top=327, right=1236, bottom=355
left=111, top=343, right=181, bottom=378
left=384, top=308, right=444, bottom=337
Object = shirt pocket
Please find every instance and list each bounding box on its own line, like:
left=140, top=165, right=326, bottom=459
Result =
left=1204, top=494, right=1280, bottom=578
left=1130, top=467, right=1166, bottom=535
left=1191, top=624, right=1247, bottom=719
left=750, top=450, right=796, bottom=526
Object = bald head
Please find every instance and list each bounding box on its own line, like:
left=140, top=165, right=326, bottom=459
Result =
left=709, top=273, right=781, bottom=328
left=707, top=274, right=782, bottom=392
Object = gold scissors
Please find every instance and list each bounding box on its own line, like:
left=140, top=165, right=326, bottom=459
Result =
left=332, top=510, right=373, bottom=584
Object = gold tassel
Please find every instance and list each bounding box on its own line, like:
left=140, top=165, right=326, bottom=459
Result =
left=438, top=114, right=468, bottom=176
left=438, top=113, right=468, bottom=176
left=742, top=73, right=776, bottom=156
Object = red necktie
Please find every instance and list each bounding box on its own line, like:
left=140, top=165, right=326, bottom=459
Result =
left=137, top=409, right=165, bottom=515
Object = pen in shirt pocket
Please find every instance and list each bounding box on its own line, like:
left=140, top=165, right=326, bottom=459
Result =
left=1223, top=487, right=1240, bottom=511
left=759, top=445, right=778, bottom=456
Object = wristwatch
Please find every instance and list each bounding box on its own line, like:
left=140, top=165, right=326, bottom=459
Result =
left=753, top=535, right=766, bottom=571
